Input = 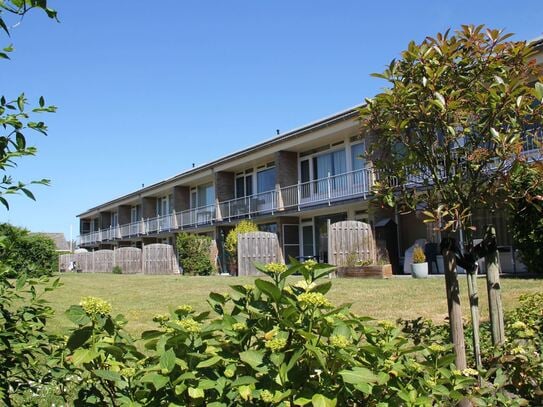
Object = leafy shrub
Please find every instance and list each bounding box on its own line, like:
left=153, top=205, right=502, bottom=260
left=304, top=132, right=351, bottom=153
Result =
left=0, top=266, right=63, bottom=406
left=176, top=232, right=216, bottom=275
left=412, top=245, right=426, bottom=263
left=224, top=220, right=258, bottom=261
left=59, top=260, right=533, bottom=406
left=0, top=223, right=58, bottom=277
left=508, top=163, right=543, bottom=274
left=112, top=265, right=123, bottom=274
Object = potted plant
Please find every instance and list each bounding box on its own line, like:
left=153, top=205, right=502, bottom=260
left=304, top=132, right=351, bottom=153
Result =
left=337, top=249, right=392, bottom=279
left=411, top=245, right=428, bottom=278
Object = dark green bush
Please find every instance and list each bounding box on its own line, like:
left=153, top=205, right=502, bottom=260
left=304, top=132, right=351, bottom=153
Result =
left=176, top=232, right=216, bottom=275
left=0, top=223, right=58, bottom=277
left=508, top=163, right=543, bottom=274
left=112, top=266, right=123, bottom=274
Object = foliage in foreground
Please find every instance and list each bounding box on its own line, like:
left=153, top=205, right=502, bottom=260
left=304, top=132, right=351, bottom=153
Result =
left=3, top=261, right=542, bottom=406
left=177, top=232, right=217, bottom=276
left=0, top=223, right=58, bottom=277
left=0, top=1, right=57, bottom=209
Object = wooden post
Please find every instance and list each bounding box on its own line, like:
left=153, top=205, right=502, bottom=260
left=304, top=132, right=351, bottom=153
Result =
left=466, top=270, right=482, bottom=372
left=441, top=239, right=467, bottom=370
left=485, top=225, right=505, bottom=345
left=141, top=242, right=146, bottom=274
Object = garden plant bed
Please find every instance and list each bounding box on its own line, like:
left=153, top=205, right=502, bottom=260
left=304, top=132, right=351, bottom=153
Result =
left=337, top=264, right=393, bottom=278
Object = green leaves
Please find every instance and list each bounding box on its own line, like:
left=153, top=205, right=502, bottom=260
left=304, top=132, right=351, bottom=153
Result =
left=339, top=367, right=380, bottom=385
left=71, top=348, right=98, bottom=366
left=94, top=369, right=122, bottom=383
left=66, top=305, right=91, bottom=326
left=255, top=278, right=281, bottom=302
left=311, top=394, right=337, bottom=407
left=159, top=348, right=176, bottom=373
left=67, top=326, right=93, bottom=350
left=141, top=372, right=169, bottom=390
left=239, top=349, right=265, bottom=371
left=534, top=82, right=543, bottom=102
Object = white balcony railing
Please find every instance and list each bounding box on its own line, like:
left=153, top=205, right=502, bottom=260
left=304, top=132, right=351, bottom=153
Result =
left=77, top=145, right=537, bottom=246
left=78, top=168, right=376, bottom=245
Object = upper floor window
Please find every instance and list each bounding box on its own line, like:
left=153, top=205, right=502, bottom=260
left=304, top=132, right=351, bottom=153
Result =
left=156, top=194, right=173, bottom=216
left=192, top=183, right=215, bottom=208
left=257, top=166, right=276, bottom=194
left=351, top=142, right=366, bottom=171
left=111, top=212, right=118, bottom=226
left=131, top=205, right=141, bottom=223
left=236, top=169, right=253, bottom=198
left=313, top=148, right=346, bottom=179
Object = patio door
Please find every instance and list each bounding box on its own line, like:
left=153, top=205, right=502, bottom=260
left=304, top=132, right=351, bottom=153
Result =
left=301, top=221, right=315, bottom=259
left=282, top=224, right=300, bottom=263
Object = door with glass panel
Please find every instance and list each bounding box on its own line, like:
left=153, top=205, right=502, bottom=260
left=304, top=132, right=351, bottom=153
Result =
left=282, top=224, right=300, bottom=263
left=351, top=142, right=368, bottom=195
left=130, top=205, right=140, bottom=236
left=110, top=212, right=118, bottom=240
left=235, top=171, right=253, bottom=217
left=256, top=166, right=276, bottom=213
left=301, top=221, right=315, bottom=260
left=194, top=184, right=214, bottom=224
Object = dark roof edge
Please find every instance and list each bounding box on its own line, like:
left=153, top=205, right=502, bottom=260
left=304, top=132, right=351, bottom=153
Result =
left=529, top=35, right=543, bottom=48
left=78, top=104, right=362, bottom=217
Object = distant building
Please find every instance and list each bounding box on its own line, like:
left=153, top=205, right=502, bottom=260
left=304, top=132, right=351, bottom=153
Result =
left=32, top=232, right=70, bottom=252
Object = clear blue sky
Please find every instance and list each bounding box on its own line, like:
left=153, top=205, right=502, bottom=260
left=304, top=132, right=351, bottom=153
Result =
left=2, top=1, right=542, bottom=242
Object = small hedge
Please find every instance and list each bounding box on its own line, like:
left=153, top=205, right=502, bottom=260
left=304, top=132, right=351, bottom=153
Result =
left=176, top=232, right=216, bottom=275
left=0, top=223, right=57, bottom=277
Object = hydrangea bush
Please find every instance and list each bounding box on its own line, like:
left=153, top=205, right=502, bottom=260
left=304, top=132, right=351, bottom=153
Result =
left=50, top=260, right=541, bottom=406
left=2, top=260, right=542, bottom=405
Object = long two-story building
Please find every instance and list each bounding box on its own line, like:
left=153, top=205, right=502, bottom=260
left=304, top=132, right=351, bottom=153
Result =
left=78, top=38, right=543, bottom=274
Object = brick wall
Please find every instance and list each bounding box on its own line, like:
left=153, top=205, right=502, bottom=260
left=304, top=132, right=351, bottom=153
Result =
left=173, top=185, right=190, bottom=212
left=275, top=150, right=298, bottom=187
left=214, top=171, right=235, bottom=202
left=118, top=205, right=131, bottom=225
left=142, top=197, right=157, bottom=219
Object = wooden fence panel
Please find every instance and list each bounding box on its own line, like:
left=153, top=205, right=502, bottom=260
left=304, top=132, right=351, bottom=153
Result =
left=93, top=250, right=114, bottom=273
left=59, top=253, right=72, bottom=272
left=328, top=220, right=376, bottom=266
left=238, top=232, right=284, bottom=276
left=115, top=247, right=142, bottom=274
left=60, top=244, right=178, bottom=274
left=143, top=243, right=178, bottom=275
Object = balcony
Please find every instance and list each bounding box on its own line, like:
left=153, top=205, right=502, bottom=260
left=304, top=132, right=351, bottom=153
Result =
left=78, top=138, right=542, bottom=246
left=79, top=168, right=375, bottom=245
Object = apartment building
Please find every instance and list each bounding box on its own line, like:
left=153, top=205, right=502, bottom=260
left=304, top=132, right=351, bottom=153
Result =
left=78, top=37, right=543, bottom=274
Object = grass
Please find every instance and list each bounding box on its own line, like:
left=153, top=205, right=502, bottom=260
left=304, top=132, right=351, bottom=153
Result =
left=43, top=273, right=543, bottom=337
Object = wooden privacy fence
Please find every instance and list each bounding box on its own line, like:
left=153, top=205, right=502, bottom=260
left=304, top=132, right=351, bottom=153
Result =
left=115, top=247, right=141, bottom=274
left=328, top=220, right=376, bottom=266
left=237, top=232, right=284, bottom=276
left=59, top=244, right=178, bottom=275
left=143, top=244, right=179, bottom=275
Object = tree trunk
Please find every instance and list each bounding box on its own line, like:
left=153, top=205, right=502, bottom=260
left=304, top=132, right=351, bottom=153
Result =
left=484, top=225, right=505, bottom=345
left=442, top=241, right=467, bottom=370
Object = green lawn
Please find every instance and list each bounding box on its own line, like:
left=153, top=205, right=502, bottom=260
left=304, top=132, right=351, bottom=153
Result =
left=43, top=273, right=543, bottom=337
